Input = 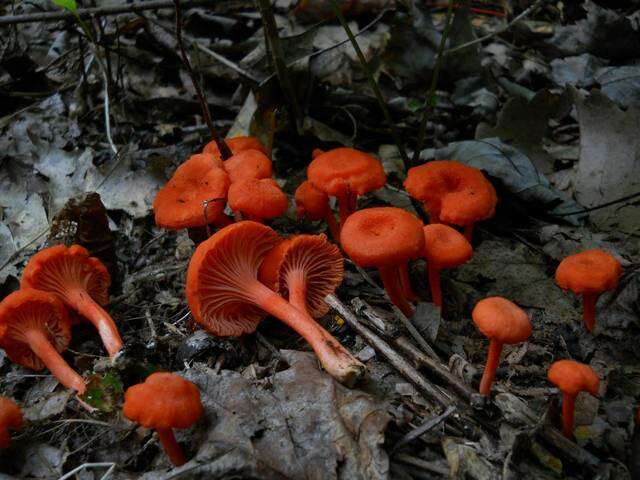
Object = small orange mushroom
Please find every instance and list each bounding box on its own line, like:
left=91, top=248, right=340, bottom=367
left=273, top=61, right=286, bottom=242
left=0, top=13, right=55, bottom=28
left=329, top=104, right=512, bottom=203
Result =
left=548, top=360, right=600, bottom=438
left=341, top=207, right=424, bottom=317
left=555, top=249, right=622, bottom=332
left=0, top=289, right=86, bottom=394
left=404, top=160, right=497, bottom=241
left=0, top=397, right=23, bottom=449
left=123, top=372, right=203, bottom=466
left=227, top=178, right=288, bottom=223
left=294, top=180, right=340, bottom=241
left=259, top=234, right=343, bottom=318
left=186, top=222, right=364, bottom=385
left=472, top=297, right=532, bottom=395
left=223, top=149, right=273, bottom=183
left=203, top=135, right=267, bottom=161
left=21, top=245, right=122, bottom=359
left=307, top=148, right=386, bottom=228
left=423, top=224, right=472, bottom=307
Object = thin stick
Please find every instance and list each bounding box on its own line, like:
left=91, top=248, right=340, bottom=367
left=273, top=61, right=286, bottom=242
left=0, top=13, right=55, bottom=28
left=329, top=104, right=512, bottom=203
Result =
left=392, top=405, right=456, bottom=453
left=173, top=0, right=231, bottom=159
left=57, top=462, right=115, bottom=480
left=330, top=0, right=409, bottom=167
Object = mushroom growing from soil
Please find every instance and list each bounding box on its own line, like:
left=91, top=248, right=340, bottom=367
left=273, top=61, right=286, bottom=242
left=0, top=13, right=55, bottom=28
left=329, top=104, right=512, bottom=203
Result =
left=259, top=234, right=343, bottom=318
left=472, top=297, right=532, bottom=396
left=0, top=397, right=23, bottom=449
left=555, top=249, right=622, bottom=332
left=203, top=135, right=267, bottom=160
left=423, top=224, right=473, bottom=307
left=186, top=221, right=364, bottom=385
left=404, top=160, right=497, bottom=241
left=307, top=148, right=386, bottom=228
left=0, top=289, right=85, bottom=394
left=21, top=245, right=122, bottom=359
left=227, top=178, right=288, bottom=223
left=548, top=360, right=600, bottom=438
left=123, top=372, right=203, bottom=466
left=223, top=149, right=273, bottom=183
left=295, top=180, right=340, bottom=241
left=341, top=207, right=424, bottom=317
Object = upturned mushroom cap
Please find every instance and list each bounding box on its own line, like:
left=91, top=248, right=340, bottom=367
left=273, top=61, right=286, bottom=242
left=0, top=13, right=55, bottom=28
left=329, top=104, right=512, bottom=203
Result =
left=186, top=221, right=281, bottom=336
left=223, top=149, right=273, bottom=183
left=228, top=178, right=288, bottom=220
left=404, top=161, right=497, bottom=226
left=472, top=297, right=532, bottom=345
left=123, top=372, right=203, bottom=430
left=548, top=360, right=600, bottom=397
left=295, top=180, right=330, bottom=221
left=0, top=289, right=72, bottom=371
left=0, top=397, right=23, bottom=449
left=153, top=155, right=231, bottom=229
left=423, top=224, right=473, bottom=268
left=555, top=249, right=622, bottom=295
left=203, top=136, right=267, bottom=160
left=307, top=148, right=386, bottom=198
left=258, top=235, right=344, bottom=317
left=341, top=207, right=424, bottom=268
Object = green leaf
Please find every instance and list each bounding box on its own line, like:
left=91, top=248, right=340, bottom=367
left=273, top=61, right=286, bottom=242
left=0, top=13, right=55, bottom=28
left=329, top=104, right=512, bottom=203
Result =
left=52, top=0, right=78, bottom=12
left=407, top=98, right=425, bottom=113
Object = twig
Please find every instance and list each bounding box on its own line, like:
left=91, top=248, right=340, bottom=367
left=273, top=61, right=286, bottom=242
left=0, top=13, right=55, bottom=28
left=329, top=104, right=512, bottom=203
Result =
left=0, top=0, right=219, bottom=25
left=57, top=462, right=115, bottom=480
left=326, top=294, right=453, bottom=407
left=394, top=453, right=450, bottom=476
left=173, top=0, right=231, bottom=159
left=553, top=191, right=640, bottom=216
left=195, top=43, right=261, bottom=84
left=392, top=405, right=456, bottom=453
left=330, top=0, right=409, bottom=168
left=411, top=0, right=455, bottom=165
left=255, top=0, right=304, bottom=134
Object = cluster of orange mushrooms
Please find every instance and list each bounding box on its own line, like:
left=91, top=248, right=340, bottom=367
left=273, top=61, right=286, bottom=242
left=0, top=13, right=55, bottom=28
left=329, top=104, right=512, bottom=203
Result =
left=0, top=137, right=625, bottom=466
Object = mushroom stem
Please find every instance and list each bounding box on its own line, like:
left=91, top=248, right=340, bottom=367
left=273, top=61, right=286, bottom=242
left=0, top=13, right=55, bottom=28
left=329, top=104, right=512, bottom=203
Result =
left=378, top=266, right=414, bottom=317
left=463, top=224, right=474, bottom=242
left=479, top=339, right=503, bottom=396
left=561, top=393, right=576, bottom=438
left=251, top=281, right=364, bottom=386
left=213, top=214, right=234, bottom=228
left=398, top=263, right=418, bottom=302
left=337, top=192, right=358, bottom=229
left=582, top=293, right=598, bottom=332
left=323, top=211, right=341, bottom=243
left=66, top=289, right=123, bottom=358
left=426, top=264, right=442, bottom=307
left=156, top=428, right=186, bottom=466
left=23, top=328, right=86, bottom=394
left=287, top=271, right=308, bottom=314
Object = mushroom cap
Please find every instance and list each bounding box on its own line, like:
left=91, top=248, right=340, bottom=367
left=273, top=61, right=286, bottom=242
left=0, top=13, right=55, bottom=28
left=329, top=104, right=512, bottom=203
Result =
left=186, top=221, right=281, bottom=336
left=187, top=152, right=224, bottom=170
left=307, top=148, right=386, bottom=198
left=223, top=149, right=273, bottom=183
left=555, top=249, right=622, bottom=295
left=21, top=244, right=110, bottom=306
left=154, top=155, right=231, bottom=229
left=295, top=180, right=330, bottom=221
left=258, top=235, right=344, bottom=317
left=472, top=297, right=532, bottom=345
left=228, top=178, right=288, bottom=220
left=123, top=372, right=203, bottom=430
left=203, top=136, right=267, bottom=160
left=404, top=161, right=497, bottom=226
left=341, top=207, right=424, bottom=268
left=548, top=360, right=600, bottom=397
left=0, top=397, right=23, bottom=449
left=423, top=224, right=473, bottom=269
left=0, top=289, right=72, bottom=371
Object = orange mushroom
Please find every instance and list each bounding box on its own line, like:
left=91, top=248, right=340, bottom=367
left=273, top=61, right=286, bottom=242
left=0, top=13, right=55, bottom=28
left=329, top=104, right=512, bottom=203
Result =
left=227, top=178, right=288, bottom=223
left=259, top=234, right=343, bottom=318
left=21, top=245, right=122, bottom=359
left=0, top=397, right=23, bottom=449
left=423, top=224, right=472, bottom=307
left=307, top=148, right=386, bottom=228
left=340, top=207, right=424, bottom=317
left=472, top=297, right=531, bottom=395
left=294, top=180, right=340, bottom=241
left=0, top=289, right=85, bottom=394
left=203, top=135, right=267, bottom=161
left=123, top=372, right=203, bottom=466
left=555, top=249, right=622, bottom=332
left=223, top=149, right=272, bottom=183
left=312, top=148, right=324, bottom=159
left=404, top=160, right=497, bottom=241
left=186, top=222, right=364, bottom=385
left=548, top=360, right=600, bottom=438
